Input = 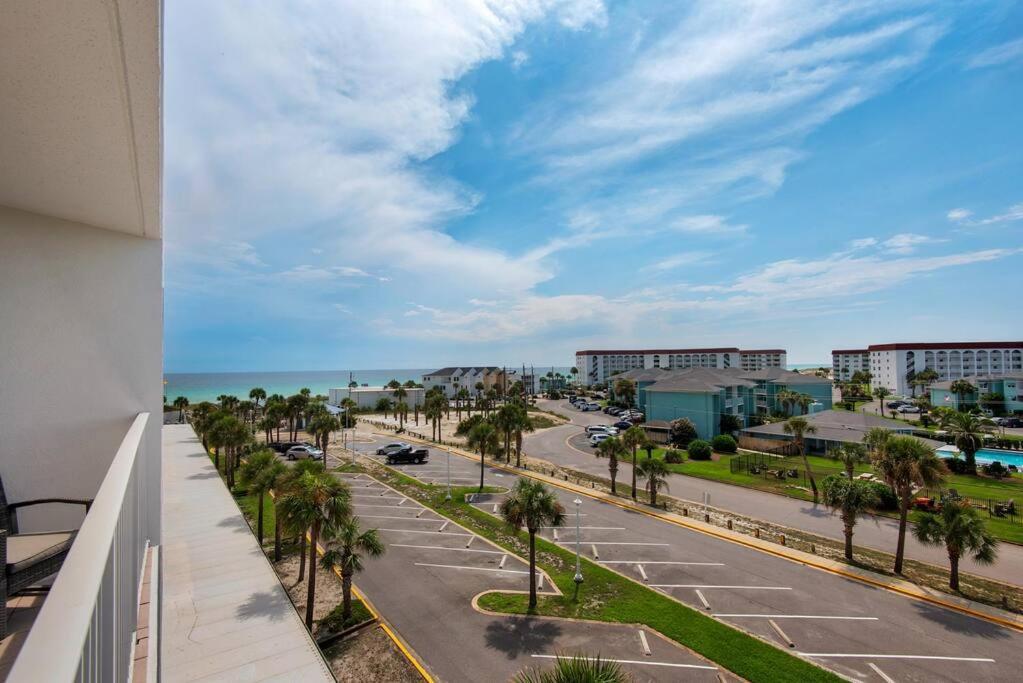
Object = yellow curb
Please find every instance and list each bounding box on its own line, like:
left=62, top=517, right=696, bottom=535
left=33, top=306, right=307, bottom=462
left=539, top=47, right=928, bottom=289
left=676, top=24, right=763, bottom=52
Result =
left=351, top=583, right=434, bottom=683
left=382, top=429, right=1023, bottom=634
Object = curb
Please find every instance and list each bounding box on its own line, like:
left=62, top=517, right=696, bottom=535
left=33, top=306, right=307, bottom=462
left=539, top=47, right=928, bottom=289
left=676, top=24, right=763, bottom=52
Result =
left=376, top=427, right=1023, bottom=634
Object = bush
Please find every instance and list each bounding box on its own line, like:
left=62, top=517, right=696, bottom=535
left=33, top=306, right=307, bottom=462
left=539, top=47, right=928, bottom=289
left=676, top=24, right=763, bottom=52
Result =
left=688, top=440, right=712, bottom=460
left=711, top=435, right=737, bottom=453
left=865, top=481, right=898, bottom=510
left=664, top=450, right=684, bottom=464
left=942, top=456, right=972, bottom=475
left=668, top=418, right=698, bottom=447
left=983, top=461, right=1009, bottom=479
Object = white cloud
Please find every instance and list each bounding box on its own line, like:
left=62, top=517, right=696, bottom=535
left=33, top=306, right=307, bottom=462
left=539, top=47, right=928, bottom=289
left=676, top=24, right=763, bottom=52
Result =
left=947, top=202, right=1023, bottom=227
left=671, top=215, right=748, bottom=235
left=967, top=37, right=1023, bottom=70
left=645, top=251, right=716, bottom=272
left=277, top=264, right=378, bottom=283
left=881, top=233, right=939, bottom=254
left=555, top=0, right=607, bottom=30
left=849, top=237, right=878, bottom=249
left=511, top=50, right=530, bottom=70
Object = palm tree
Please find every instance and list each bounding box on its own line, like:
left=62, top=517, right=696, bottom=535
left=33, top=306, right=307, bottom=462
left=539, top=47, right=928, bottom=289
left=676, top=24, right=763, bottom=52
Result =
left=776, top=389, right=798, bottom=416
left=796, top=393, right=813, bottom=415
left=830, top=442, right=868, bottom=479
left=494, top=404, right=517, bottom=463
left=265, top=402, right=286, bottom=442
left=249, top=387, right=267, bottom=412
left=595, top=436, right=626, bottom=495
left=257, top=415, right=276, bottom=443
left=274, top=459, right=323, bottom=564
left=456, top=388, right=471, bottom=419
left=320, top=517, right=384, bottom=621
left=396, top=400, right=409, bottom=430
left=872, top=435, right=946, bottom=574
left=500, top=479, right=565, bottom=609
left=277, top=471, right=351, bottom=628
left=513, top=655, right=629, bottom=683
left=467, top=421, right=499, bottom=491
left=308, top=413, right=340, bottom=467
left=783, top=416, right=820, bottom=503
left=636, top=457, right=670, bottom=506
left=872, top=386, right=891, bottom=416
left=206, top=414, right=231, bottom=473
left=172, top=396, right=189, bottom=422
left=222, top=416, right=251, bottom=489
left=940, top=411, right=989, bottom=474
left=238, top=449, right=286, bottom=547
left=821, top=476, right=879, bottom=561
left=424, top=393, right=445, bottom=442
left=622, top=426, right=646, bottom=501
left=511, top=404, right=534, bottom=468
left=862, top=427, right=892, bottom=465
left=913, top=501, right=998, bottom=591
left=948, top=379, right=976, bottom=409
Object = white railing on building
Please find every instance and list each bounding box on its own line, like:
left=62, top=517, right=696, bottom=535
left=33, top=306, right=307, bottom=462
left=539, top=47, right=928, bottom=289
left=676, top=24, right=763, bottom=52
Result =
left=9, top=412, right=150, bottom=682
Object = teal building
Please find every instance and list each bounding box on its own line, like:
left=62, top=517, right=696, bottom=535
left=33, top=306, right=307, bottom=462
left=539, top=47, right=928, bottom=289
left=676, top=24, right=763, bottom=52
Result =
left=930, top=374, right=1023, bottom=413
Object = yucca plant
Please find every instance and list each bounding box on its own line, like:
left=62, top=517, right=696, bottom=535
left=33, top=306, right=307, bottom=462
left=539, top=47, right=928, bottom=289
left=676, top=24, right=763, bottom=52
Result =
left=513, top=654, right=631, bottom=683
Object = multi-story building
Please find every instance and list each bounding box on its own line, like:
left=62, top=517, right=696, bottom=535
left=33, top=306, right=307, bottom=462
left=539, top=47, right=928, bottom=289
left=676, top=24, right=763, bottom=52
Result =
left=930, top=374, right=1023, bottom=413
left=576, top=347, right=787, bottom=385
left=739, top=349, right=787, bottom=371
left=832, top=349, right=870, bottom=381
left=422, top=367, right=507, bottom=398
left=329, top=386, right=425, bottom=409
left=868, top=342, right=1023, bottom=396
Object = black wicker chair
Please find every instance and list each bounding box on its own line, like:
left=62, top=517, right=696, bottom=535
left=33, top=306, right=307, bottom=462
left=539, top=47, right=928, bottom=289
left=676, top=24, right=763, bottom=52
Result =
left=0, top=477, right=91, bottom=639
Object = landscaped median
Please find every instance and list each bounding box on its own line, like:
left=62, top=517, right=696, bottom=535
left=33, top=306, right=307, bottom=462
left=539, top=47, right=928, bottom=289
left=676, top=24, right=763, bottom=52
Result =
left=356, top=456, right=842, bottom=683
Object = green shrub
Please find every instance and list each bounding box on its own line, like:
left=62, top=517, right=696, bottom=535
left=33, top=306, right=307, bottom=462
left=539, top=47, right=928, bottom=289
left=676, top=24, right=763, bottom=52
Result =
left=865, top=481, right=898, bottom=510
left=668, top=418, right=698, bottom=447
left=688, top=440, right=712, bottom=460
left=664, top=450, right=684, bottom=464
left=711, top=435, right=737, bottom=453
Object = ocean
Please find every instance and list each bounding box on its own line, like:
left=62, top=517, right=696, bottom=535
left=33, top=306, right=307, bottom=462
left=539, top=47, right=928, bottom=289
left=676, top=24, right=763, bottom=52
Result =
left=164, top=367, right=575, bottom=403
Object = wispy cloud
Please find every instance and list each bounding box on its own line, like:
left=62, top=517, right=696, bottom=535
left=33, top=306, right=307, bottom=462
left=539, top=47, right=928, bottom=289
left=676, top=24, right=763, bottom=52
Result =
left=966, top=37, right=1023, bottom=70
left=947, top=202, right=1023, bottom=227
left=881, top=233, right=941, bottom=254
left=645, top=251, right=716, bottom=272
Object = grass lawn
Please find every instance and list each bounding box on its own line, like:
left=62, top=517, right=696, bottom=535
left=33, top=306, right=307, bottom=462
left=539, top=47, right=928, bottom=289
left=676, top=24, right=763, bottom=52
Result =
left=362, top=464, right=839, bottom=682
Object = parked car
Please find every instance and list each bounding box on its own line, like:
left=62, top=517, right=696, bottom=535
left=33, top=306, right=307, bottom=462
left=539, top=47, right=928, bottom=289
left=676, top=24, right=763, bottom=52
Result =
left=270, top=441, right=312, bottom=454
left=286, top=444, right=323, bottom=460
left=589, top=433, right=611, bottom=446
left=897, top=405, right=921, bottom=414
left=582, top=403, right=601, bottom=411
left=385, top=446, right=430, bottom=464
left=608, top=407, right=625, bottom=416
left=602, top=406, right=615, bottom=414
left=1002, top=417, right=1023, bottom=428
left=887, top=400, right=907, bottom=409
left=613, top=420, right=634, bottom=430
left=623, top=411, right=645, bottom=423
left=376, top=442, right=410, bottom=455
left=585, top=425, right=609, bottom=435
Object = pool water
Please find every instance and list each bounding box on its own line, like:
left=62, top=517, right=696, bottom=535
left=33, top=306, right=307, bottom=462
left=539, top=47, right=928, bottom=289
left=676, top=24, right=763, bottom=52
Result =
left=974, top=448, right=1023, bottom=468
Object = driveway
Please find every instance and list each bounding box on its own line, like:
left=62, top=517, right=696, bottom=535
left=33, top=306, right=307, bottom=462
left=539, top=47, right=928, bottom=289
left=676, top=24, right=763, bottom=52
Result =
left=354, top=429, right=1023, bottom=683
left=526, top=400, right=1023, bottom=586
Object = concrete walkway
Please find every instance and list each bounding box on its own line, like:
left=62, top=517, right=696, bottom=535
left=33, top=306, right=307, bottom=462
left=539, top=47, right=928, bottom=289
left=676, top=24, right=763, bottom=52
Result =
left=161, top=425, right=333, bottom=682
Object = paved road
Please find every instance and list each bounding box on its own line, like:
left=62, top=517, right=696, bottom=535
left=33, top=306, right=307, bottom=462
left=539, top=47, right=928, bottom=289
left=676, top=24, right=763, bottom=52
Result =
left=339, top=441, right=728, bottom=682
left=352, top=430, right=1023, bottom=683
left=528, top=400, right=1023, bottom=585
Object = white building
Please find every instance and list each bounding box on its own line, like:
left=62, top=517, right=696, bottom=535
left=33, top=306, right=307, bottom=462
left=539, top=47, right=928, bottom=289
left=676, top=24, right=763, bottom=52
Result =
left=869, top=342, right=1023, bottom=395
left=421, top=367, right=506, bottom=398
left=576, top=347, right=788, bottom=385
left=832, top=349, right=870, bottom=381
left=329, top=386, right=425, bottom=410
left=739, top=349, right=787, bottom=371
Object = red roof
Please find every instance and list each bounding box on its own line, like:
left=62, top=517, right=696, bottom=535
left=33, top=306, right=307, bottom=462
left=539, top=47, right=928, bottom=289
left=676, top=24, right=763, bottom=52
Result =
left=832, top=349, right=869, bottom=355
left=867, top=342, right=1023, bottom=351
left=739, top=349, right=786, bottom=354
left=576, top=348, right=740, bottom=355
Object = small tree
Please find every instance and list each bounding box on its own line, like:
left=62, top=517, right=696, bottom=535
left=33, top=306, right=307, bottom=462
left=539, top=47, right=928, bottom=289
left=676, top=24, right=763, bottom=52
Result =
left=913, top=501, right=997, bottom=591
left=830, top=442, right=868, bottom=479
left=172, top=396, right=189, bottom=422
left=940, top=411, right=989, bottom=474
left=466, top=420, right=499, bottom=491
left=622, top=425, right=646, bottom=501
left=321, top=517, right=384, bottom=621
left=948, top=379, right=976, bottom=409
left=821, top=475, right=879, bottom=561
left=513, top=655, right=629, bottom=683
left=719, top=414, right=742, bottom=435
left=783, top=417, right=819, bottom=503
left=238, top=449, right=286, bottom=547
left=668, top=418, right=697, bottom=447
left=500, top=479, right=565, bottom=609
left=687, top=439, right=712, bottom=460
left=613, top=378, right=636, bottom=407
left=636, top=457, right=670, bottom=506
left=595, top=436, right=627, bottom=495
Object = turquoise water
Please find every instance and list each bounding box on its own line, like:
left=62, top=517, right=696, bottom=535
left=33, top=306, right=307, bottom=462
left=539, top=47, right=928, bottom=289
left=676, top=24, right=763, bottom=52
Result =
left=975, top=448, right=1023, bottom=468
left=164, top=367, right=574, bottom=403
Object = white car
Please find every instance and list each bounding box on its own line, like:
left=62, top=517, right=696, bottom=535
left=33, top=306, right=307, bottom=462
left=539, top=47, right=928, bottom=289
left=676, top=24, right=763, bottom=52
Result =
left=589, top=433, right=611, bottom=446
left=897, top=405, right=921, bottom=414
left=286, top=444, right=324, bottom=460
left=585, top=425, right=609, bottom=435
left=583, top=403, right=602, bottom=411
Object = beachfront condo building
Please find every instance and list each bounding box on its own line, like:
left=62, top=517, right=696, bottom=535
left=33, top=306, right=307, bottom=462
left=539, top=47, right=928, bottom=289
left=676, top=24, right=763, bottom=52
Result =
left=576, top=347, right=787, bottom=385
left=832, top=349, right=870, bottom=381
left=611, top=367, right=831, bottom=442
left=422, top=367, right=507, bottom=398
left=329, top=386, right=426, bottom=409
left=868, top=342, right=1023, bottom=396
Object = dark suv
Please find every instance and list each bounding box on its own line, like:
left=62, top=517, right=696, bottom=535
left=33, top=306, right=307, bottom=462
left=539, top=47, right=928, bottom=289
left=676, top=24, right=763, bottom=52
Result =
left=386, top=447, right=430, bottom=464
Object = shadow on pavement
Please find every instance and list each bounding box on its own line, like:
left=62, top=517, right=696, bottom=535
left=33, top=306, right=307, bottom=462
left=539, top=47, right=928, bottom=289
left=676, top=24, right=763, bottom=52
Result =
left=235, top=589, right=292, bottom=622
left=484, top=616, right=564, bottom=659
left=912, top=601, right=1012, bottom=640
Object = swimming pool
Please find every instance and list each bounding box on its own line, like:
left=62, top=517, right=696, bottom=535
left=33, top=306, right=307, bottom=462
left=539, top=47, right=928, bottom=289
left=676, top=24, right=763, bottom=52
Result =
left=974, top=448, right=1023, bottom=468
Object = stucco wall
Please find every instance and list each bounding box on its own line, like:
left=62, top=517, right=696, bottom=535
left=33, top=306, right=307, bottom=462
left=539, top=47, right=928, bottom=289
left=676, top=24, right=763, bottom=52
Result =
left=0, top=207, right=162, bottom=538
left=646, top=391, right=720, bottom=439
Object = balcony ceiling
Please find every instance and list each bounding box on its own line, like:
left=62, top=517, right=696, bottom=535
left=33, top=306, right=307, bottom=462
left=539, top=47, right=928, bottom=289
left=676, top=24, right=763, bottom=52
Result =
left=0, top=0, right=161, bottom=238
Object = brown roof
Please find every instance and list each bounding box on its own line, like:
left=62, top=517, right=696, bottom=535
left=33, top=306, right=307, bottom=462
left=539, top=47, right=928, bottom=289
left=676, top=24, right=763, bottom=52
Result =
left=868, top=342, right=1023, bottom=351
left=576, top=348, right=740, bottom=355
left=739, top=349, right=786, bottom=354
left=832, top=349, right=869, bottom=355
left=741, top=410, right=943, bottom=448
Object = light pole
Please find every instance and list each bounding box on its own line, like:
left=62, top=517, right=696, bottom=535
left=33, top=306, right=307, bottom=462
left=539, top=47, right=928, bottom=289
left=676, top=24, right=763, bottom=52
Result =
left=573, top=498, right=584, bottom=591
left=445, top=448, right=452, bottom=501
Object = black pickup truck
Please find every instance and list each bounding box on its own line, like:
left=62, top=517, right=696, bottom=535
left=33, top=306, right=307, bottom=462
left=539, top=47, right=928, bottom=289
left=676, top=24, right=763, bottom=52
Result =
left=385, top=446, right=430, bottom=464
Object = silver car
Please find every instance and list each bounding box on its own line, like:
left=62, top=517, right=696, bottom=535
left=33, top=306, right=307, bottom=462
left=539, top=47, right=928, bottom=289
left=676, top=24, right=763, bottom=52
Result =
left=286, top=444, right=324, bottom=460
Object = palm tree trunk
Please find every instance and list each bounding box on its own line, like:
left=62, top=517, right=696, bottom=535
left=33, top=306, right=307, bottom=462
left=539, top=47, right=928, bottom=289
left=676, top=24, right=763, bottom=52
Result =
left=274, top=510, right=282, bottom=562
left=948, top=551, right=960, bottom=591
left=214, top=447, right=220, bottom=473
left=516, top=433, right=523, bottom=468
left=609, top=460, right=618, bottom=495
left=649, top=480, right=657, bottom=506
left=298, top=532, right=307, bottom=581
left=842, top=515, right=854, bottom=561
left=894, top=500, right=909, bottom=574
left=257, top=491, right=265, bottom=547
left=505, top=431, right=511, bottom=464
left=479, top=450, right=485, bottom=492
left=800, top=450, right=818, bottom=503
left=528, top=530, right=538, bottom=609
left=631, top=448, right=638, bottom=501
left=305, top=522, right=319, bottom=629
left=342, top=567, right=354, bottom=620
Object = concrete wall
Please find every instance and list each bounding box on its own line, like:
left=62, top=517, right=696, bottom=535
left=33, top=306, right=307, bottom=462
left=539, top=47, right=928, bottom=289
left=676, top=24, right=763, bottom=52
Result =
left=0, top=208, right=162, bottom=538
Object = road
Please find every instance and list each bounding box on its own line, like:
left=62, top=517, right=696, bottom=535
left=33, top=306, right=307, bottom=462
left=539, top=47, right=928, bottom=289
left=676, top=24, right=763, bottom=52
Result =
left=527, top=399, right=1023, bottom=585
left=350, top=429, right=1023, bottom=683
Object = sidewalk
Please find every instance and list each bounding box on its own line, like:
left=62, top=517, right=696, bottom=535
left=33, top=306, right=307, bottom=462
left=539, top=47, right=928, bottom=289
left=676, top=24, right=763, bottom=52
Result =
left=161, top=424, right=333, bottom=682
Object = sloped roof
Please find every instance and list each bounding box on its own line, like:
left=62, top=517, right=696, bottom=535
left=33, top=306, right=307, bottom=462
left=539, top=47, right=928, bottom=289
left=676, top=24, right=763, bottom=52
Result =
left=611, top=368, right=672, bottom=382
left=425, top=366, right=501, bottom=376
left=739, top=367, right=831, bottom=384
left=646, top=367, right=756, bottom=393
left=740, top=410, right=943, bottom=448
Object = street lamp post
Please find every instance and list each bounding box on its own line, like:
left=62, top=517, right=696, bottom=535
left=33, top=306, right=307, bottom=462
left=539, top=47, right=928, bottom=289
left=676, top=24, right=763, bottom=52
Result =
left=573, top=498, right=584, bottom=590
left=445, top=448, right=452, bottom=501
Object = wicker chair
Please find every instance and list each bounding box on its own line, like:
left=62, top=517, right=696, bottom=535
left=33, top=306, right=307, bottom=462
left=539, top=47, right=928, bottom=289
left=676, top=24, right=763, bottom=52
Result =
left=0, top=477, right=91, bottom=639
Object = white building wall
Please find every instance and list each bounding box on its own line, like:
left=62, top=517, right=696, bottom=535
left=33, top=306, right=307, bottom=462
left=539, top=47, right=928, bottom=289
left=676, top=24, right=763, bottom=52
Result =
left=871, top=345, right=1023, bottom=395
left=832, top=351, right=870, bottom=381
left=0, top=208, right=163, bottom=537
left=329, top=387, right=425, bottom=409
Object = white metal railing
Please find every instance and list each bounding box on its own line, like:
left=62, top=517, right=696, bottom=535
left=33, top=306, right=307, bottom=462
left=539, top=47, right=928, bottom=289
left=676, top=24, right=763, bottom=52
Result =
left=9, top=412, right=150, bottom=682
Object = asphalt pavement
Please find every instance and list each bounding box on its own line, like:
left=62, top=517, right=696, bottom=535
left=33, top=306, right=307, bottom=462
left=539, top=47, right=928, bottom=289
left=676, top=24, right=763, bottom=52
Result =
left=350, top=429, right=1023, bottom=683
left=527, top=399, right=1023, bottom=585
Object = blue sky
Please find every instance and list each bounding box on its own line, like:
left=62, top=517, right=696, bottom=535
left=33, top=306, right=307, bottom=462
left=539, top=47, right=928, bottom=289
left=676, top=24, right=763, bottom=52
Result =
left=164, top=1, right=1023, bottom=372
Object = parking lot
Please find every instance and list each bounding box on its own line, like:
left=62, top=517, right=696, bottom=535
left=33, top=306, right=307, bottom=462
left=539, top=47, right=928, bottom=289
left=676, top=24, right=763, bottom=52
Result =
left=335, top=454, right=731, bottom=682
left=355, top=429, right=1023, bottom=683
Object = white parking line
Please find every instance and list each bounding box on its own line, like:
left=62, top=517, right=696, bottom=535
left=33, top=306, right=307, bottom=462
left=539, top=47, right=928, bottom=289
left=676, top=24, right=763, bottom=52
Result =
left=868, top=663, right=896, bottom=683
left=390, top=543, right=505, bottom=555
left=769, top=619, right=795, bottom=648
left=600, top=561, right=724, bottom=566
left=542, top=526, right=623, bottom=530
left=499, top=555, right=508, bottom=568
left=715, top=614, right=877, bottom=620
left=416, top=508, right=426, bottom=518
left=438, top=520, right=450, bottom=532
left=637, top=565, right=648, bottom=582
left=695, top=590, right=711, bottom=610
left=530, top=655, right=715, bottom=671
left=575, top=542, right=669, bottom=546
left=375, top=528, right=472, bottom=537
left=591, top=544, right=599, bottom=559
left=797, top=654, right=995, bottom=662
left=352, top=503, right=413, bottom=509
left=415, top=562, right=528, bottom=575
left=651, top=585, right=792, bottom=590
left=352, top=494, right=403, bottom=499
left=357, top=515, right=438, bottom=522
left=465, top=536, right=475, bottom=549
left=397, top=499, right=405, bottom=506
left=638, top=630, right=651, bottom=656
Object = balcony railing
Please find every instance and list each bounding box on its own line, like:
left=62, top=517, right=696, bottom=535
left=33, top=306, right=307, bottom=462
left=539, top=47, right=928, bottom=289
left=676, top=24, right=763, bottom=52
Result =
left=9, top=412, right=150, bottom=682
